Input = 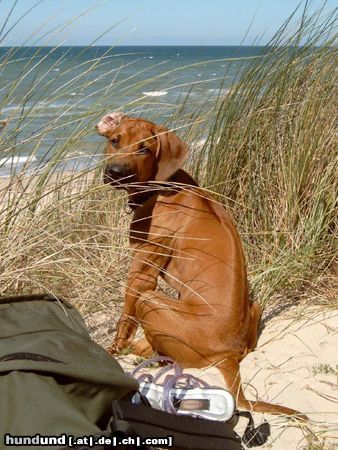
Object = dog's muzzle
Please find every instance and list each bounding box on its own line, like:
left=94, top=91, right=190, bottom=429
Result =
left=103, top=163, right=138, bottom=186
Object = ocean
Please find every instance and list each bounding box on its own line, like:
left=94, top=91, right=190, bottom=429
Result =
left=0, top=46, right=262, bottom=176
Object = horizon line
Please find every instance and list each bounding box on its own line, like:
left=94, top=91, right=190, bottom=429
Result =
left=0, top=44, right=268, bottom=48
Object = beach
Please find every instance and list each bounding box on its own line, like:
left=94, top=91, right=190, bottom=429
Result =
left=1, top=24, right=337, bottom=450
left=87, top=304, right=338, bottom=449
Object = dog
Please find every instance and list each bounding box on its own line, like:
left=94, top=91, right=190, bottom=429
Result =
left=96, top=112, right=306, bottom=418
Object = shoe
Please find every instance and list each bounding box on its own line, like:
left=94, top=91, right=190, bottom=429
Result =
left=130, top=356, right=235, bottom=422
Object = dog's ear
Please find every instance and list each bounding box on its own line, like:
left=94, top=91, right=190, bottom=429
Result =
left=153, top=125, right=189, bottom=181
left=96, top=112, right=126, bottom=136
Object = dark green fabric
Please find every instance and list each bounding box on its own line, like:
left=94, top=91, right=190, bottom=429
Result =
left=0, top=294, right=138, bottom=449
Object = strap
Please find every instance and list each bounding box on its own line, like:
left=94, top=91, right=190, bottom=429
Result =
left=127, top=170, right=190, bottom=212
left=235, top=411, right=270, bottom=447
left=162, top=372, right=210, bottom=414
left=129, top=356, right=182, bottom=383
left=111, top=400, right=243, bottom=450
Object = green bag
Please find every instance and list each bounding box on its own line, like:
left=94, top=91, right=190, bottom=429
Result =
left=0, top=293, right=138, bottom=449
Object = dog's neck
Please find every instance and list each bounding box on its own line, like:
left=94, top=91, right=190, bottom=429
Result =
left=126, top=169, right=198, bottom=213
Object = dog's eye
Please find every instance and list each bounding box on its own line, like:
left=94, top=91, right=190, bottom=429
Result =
left=110, top=138, right=119, bottom=148
left=137, top=145, right=150, bottom=155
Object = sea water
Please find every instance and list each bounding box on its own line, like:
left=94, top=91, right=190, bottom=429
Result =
left=0, top=46, right=262, bottom=175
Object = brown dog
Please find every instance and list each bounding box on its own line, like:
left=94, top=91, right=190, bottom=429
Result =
left=97, top=112, right=305, bottom=418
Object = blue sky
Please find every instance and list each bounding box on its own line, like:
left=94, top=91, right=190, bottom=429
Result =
left=1, top=0, right=336, bottom=46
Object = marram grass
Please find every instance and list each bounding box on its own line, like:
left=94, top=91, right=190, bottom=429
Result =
left=0, top=3, right=336, bottom=317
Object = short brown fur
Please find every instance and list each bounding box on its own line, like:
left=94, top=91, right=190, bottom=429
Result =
left=97, top=113, right=307, bottom=419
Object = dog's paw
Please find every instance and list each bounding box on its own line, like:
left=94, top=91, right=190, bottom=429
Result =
left=106, top=344, right=120, bottom=355
left=106, top=338, right=130, bottom=355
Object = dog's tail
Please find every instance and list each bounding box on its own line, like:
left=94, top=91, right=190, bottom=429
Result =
left=217, top=357, right=308, bottom=421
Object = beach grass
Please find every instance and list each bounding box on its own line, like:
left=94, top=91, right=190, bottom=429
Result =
left=0, top=1, right=336, bottom=319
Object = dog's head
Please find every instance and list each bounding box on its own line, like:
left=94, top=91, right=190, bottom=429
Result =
left=96, top=113, right=188, bottom=188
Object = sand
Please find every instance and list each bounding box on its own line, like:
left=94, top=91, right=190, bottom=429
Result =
left=86, top=306, right=338, bottom=449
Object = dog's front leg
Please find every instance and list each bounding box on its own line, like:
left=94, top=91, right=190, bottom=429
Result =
left=108, top=250, right=167, bottom=354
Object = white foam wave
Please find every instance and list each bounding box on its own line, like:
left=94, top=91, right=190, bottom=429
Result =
left=192, top=137, right=220, bottom=148
left=2, top=100, right=67, bottom=113
left=2, top=105, right=18, bottom=113
left=142, top=91, right=168, bottom=97
left=0, top=156, right=37, bottom=166
left=207, top=88, right=230, bottom=95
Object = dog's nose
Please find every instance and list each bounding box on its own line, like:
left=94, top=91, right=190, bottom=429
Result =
left=104, top=164, right=135, bottom=184
left=108, top=164, right=126, bottom=178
